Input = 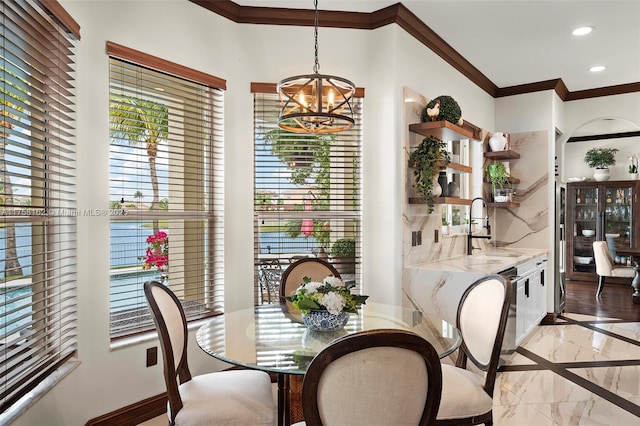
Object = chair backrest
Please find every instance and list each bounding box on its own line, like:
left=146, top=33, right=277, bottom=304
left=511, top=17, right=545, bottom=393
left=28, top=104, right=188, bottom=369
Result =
left=593, top=240, right=614, bottom=276
left=301, top=329, right=442, bottom=426
left=279, top=257, right=340, bottom=321
left=144, top=280, right=191, bottom=423
left=455, top=274, right=512, bottom=396
left=258, top=259, right=283, bottom=303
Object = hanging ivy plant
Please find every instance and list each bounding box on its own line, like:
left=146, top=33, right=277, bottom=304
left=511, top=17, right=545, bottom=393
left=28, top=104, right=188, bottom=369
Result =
left=421, top=95, right=462, bottom=125
left=409, top=136, right=449, bottom=213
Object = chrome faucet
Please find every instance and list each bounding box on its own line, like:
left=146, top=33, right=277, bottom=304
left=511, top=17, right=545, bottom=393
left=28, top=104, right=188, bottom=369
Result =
left=467, top=197, right=492, bottom=255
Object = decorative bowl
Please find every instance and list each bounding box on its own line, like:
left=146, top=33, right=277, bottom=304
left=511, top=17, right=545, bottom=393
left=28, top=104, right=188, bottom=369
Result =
left=573, top=256, right=593, bottom=265
left=582, top=230, right=595, bottom=237
left=302, top=310, right=349, bottom=332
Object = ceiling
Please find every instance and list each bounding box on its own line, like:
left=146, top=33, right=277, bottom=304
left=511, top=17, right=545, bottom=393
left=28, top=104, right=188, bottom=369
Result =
left=232, top=0, right=640, bottom=94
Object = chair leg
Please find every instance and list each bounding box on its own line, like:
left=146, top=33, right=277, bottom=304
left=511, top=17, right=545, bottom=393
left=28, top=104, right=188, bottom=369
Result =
left=596, top=275, right=605, bottom=297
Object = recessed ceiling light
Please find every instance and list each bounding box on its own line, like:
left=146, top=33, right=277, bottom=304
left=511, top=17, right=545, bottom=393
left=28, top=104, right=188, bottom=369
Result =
left=572, top=26, right=594, bottom=36
left=589, top=65, right=606, bottom=72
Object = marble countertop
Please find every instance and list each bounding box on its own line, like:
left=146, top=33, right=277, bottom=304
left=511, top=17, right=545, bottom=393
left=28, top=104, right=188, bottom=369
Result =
left=412, top=248, right=548, bottom=275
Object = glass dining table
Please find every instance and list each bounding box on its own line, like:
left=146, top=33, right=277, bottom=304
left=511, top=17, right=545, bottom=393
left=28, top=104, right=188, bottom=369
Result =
left=196, top=302, right=461, bottom=426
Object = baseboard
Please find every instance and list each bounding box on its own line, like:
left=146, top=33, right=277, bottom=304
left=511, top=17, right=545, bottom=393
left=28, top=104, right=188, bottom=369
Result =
left=540, top=312, right=557, bottom=325
left=85, top=393, right=166, bottom=426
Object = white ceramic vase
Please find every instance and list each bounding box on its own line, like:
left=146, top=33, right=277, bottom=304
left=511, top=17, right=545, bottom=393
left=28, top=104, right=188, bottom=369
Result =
left=489, top=133, right=508, bottom=151
left=432, top=176, right=442, bottom=197
left=593, top=168, right=610, bottom=181
left=630, top=173, right=639, bottom=180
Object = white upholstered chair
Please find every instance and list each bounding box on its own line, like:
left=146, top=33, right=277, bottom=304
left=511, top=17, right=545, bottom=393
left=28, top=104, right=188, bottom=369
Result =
left=279, top=257, right=341, bottom=322
left=294, top=329, right=443, bottom=426
left=593, top=240, right=636, bottom=297
left=435, top=274, right=512, bottom=426
left=144, top=281, right=276, bottom=426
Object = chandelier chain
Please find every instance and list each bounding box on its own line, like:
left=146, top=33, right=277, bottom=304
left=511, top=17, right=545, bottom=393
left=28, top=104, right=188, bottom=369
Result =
left=313, top=0, right=319, bottom=73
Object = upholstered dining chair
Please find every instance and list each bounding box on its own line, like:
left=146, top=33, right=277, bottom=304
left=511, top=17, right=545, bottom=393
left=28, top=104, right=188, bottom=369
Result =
left=435, top=274, right=512, bottom=426
left=593, top=240, right=636, bottom=297
left=143, top=281, right=276, bottom=426
left=279, top=257, right=341, bottom=322
left=294, top=329, right=443, bottom=426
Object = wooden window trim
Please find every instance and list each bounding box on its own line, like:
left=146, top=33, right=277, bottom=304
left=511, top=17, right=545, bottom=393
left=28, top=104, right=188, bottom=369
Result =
left=106, top=41, right=227, bottom=90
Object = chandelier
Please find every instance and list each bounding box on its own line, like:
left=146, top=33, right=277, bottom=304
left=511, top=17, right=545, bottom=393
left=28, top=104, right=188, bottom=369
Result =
left=277, top=0, right=355, bottom=134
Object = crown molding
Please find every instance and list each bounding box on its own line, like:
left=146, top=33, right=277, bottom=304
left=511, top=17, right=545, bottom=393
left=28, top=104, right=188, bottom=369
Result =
left=189, top=0, right=640, bottom=100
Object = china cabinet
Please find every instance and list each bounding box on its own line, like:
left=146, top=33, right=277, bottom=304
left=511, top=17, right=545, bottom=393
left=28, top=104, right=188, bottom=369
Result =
left=565, top=180, right=639, bottom=281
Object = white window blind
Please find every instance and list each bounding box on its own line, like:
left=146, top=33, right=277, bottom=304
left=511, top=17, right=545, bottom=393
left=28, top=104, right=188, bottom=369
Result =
left=0, top=0, right=78, bottom=413
left=108, top=45, right=224, bottom=339
left=252, top=84, right=363, bottom=304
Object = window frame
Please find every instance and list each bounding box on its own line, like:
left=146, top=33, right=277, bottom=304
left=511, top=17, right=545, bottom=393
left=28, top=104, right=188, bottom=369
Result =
left=107, top=43, right=225, bottom=340
left=0, top=0, right=79, bottom=416
left=252, top=83, right=364, bottom=304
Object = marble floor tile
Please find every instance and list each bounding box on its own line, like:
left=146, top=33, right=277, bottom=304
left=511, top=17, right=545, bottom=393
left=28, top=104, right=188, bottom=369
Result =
left=592, top=322, right=640, bottom=341
left=563, top=313, right=621, bottom=322
left=498, top=370, right=599, bottom=404
left=569, top=365, right=640, bottom=400
left=521, top=324, right=640, bottom=362
left=526, top=398, right=640, bottom=426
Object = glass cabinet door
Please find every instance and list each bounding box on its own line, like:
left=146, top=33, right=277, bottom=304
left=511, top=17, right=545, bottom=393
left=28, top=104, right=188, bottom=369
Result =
left=603, top=185, right=633, bottom=265
left=572, top=187, right=598, bottom=273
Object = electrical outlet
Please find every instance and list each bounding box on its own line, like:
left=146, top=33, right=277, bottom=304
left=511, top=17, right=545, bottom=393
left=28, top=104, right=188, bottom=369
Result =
left=416, top=230, right=422, bottom=245
left=411, top=231, right=417, bottom=246
left=146, top=346, right=158, bottom=367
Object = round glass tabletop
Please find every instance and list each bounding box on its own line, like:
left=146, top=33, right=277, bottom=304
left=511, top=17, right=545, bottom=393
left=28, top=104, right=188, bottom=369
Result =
left=196, top=302, right=461, bottom=375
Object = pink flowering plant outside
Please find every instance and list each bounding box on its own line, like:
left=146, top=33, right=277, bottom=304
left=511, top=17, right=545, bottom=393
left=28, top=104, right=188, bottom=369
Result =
left=142, top=230, right=168, bottom=272
left=286, top=275, right=368, bottom=315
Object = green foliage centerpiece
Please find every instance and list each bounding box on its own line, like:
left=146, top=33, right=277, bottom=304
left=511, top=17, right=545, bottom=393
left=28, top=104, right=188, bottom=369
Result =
left=286, top=275, right=368, bottom=331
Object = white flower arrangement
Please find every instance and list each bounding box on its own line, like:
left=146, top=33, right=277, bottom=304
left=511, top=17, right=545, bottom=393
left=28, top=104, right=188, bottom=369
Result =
left=628, top=154, right=638, bottom=174
left=286, top=275, right=368, bottom=315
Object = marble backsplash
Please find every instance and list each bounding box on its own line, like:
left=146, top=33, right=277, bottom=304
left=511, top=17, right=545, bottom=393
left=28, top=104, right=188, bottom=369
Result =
left=402, top=87, right=549, bottom=269
left=484, top=130, right=550, bottom=250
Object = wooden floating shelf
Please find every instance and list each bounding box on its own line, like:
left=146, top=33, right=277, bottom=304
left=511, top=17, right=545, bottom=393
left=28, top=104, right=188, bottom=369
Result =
left=484, top=150, right=521, bottom=160
left=409, top=121, right=476, bottom=141
left=437, top=161, right=472, bottom=173
left=484, top=176, right=520, bottom=184
left=408, top=161, right=472, bottom=174
left=487, top=202, right=520, bottom=208
left=409, top=197, right=473, bottom=206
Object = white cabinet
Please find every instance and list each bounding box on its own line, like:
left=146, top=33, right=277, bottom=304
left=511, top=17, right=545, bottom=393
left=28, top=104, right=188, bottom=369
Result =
left=515, top=255, right=548, bottom=346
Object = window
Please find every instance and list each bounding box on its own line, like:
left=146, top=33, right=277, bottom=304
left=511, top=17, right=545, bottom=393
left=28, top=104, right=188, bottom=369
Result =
left=0, top=0, right=79, bottom=414
left=252, top=84, right=363, bottom=304
left=107, top=43, right=224, bottom=339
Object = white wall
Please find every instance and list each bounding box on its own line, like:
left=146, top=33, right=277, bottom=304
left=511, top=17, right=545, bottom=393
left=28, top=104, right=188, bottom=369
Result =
left=561, top=93, right=640, bottom=182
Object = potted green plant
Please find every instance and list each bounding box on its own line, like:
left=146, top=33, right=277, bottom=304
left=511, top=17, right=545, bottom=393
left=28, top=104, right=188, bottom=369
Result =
left=409, top=135, right=449, bottom=213
left=441, top=219, right=450, bottom=235
left=421, top=95, right=463, bottom=125
left=584, top=147, right=618, bottom=181
left=486, top=161, right=512, bottom=202
left=330, top=238, right=356, bottom=275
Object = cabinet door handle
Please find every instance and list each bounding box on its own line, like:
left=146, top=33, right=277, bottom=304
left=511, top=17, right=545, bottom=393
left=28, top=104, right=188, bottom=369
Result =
left=541, top=270, right=545, bottom=286
left=525, top=279, right=529, bottom=297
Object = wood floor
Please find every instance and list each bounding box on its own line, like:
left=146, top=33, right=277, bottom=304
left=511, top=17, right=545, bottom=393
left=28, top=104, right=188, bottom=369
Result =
left=565, top=278, right=640, bottom=321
